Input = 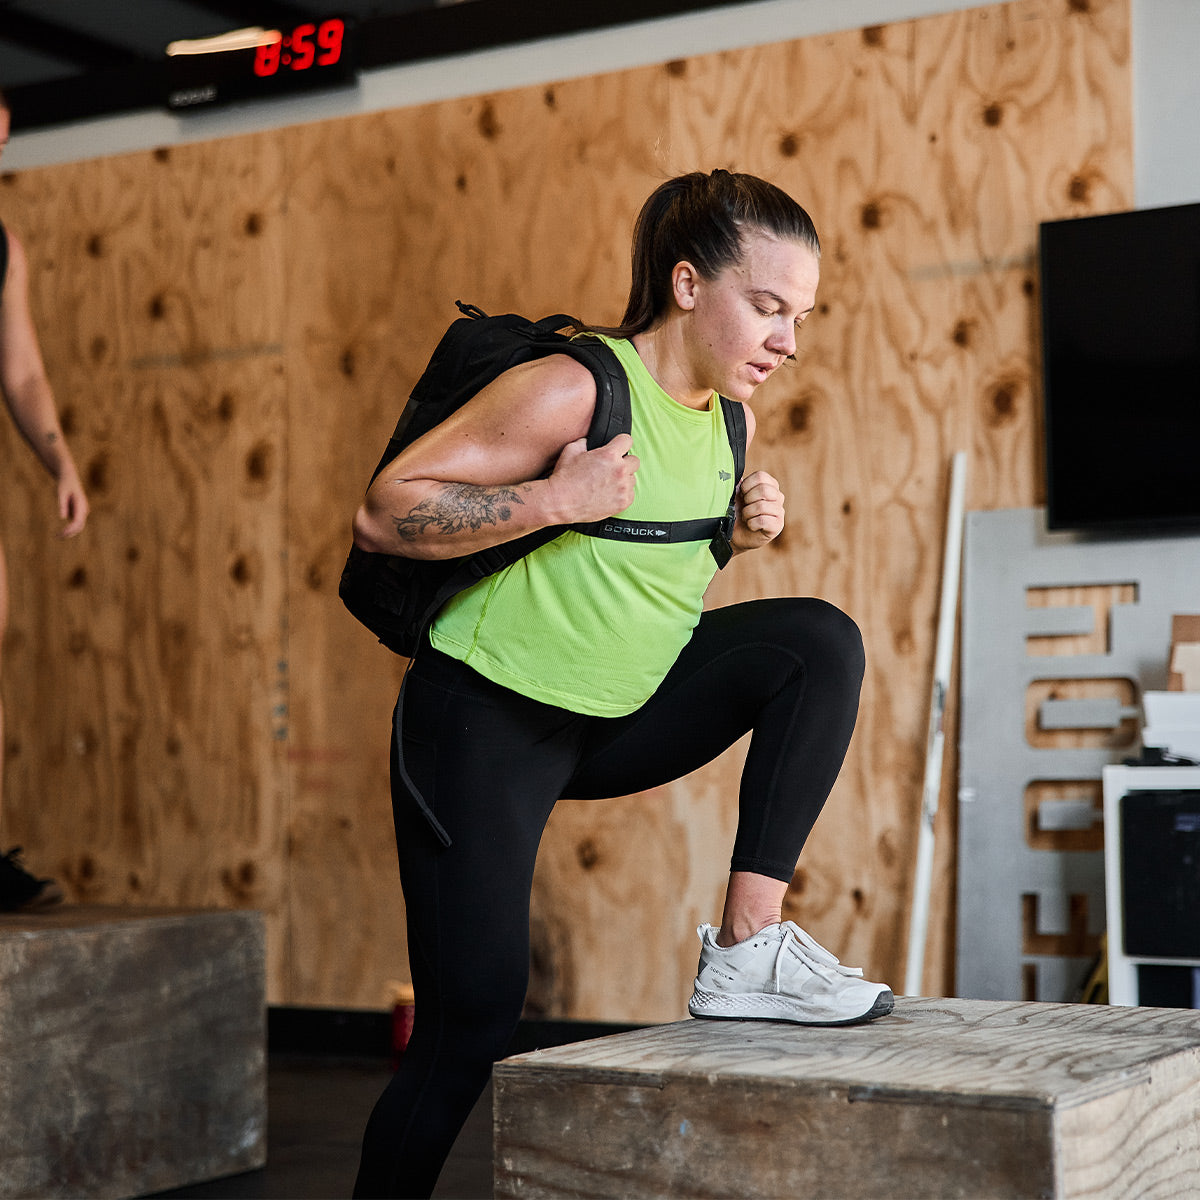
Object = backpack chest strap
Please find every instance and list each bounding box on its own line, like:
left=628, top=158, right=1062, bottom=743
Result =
left=573, top=514, right=732, bottom=545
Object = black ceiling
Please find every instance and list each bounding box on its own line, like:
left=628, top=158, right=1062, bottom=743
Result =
left=1, top=0, right=756, bottom=133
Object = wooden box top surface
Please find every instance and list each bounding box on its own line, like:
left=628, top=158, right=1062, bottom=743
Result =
left=0, top=904, right=263, bottom=937
left=496, top=997, right=1200, bottom=1110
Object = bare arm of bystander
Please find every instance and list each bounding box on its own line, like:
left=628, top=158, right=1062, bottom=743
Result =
left=0, top=227, right=89, bottom=538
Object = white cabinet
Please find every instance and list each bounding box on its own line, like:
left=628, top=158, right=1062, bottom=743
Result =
left=1103, top=764, right=1200, bottom=1006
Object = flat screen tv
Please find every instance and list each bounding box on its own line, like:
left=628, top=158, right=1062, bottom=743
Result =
left=1039, top=201, right=1200, bottom=534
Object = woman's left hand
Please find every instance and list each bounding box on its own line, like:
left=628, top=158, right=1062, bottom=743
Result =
left=731, top=469, right=784, bottom=553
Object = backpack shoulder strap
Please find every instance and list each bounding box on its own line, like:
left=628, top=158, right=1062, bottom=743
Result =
left=527, top=332, right=631, bottom=450
left=707, top=396, right=747, bottom=569
left=718, top=395, right=747, bottom=483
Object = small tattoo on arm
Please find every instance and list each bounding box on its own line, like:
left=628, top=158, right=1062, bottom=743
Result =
left=393, top=483, right=526, bottom=542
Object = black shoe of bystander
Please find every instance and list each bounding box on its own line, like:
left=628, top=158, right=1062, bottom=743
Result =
left=0, top=847, right=64, bottom=912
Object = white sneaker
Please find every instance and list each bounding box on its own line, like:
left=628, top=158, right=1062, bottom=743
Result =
left=688, top=921, right=894, bottom=1026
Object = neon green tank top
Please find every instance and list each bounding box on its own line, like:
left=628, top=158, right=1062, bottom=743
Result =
left=428, top=335, right=737, bottom=717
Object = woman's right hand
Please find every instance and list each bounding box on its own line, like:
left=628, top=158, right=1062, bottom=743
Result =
left=546, top=434, right=639, bottom=524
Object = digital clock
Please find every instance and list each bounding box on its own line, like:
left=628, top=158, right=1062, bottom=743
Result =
left=166, top=16, right=358, bottom=111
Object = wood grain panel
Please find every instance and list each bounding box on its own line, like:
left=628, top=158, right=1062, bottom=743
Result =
left=0, top=136, right=291, bottom=997
left=0, top=0, right=1132, bottom=1010
left=0, top=353, right=290, bottom=993
left=280, top=109, right=418, bottom=1008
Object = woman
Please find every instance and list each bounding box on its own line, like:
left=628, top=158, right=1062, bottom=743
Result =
left=351, top=169, right=892, bottom=1198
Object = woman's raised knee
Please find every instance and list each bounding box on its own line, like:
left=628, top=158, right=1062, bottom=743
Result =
left=763, top=597, right=865, bottom=680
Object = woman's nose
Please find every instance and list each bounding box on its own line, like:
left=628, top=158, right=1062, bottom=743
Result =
left=766, top=321, right=796, bottom=358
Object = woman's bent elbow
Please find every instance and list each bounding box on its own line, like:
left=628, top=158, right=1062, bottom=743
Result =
left=352, top=505, right=390, bottom=554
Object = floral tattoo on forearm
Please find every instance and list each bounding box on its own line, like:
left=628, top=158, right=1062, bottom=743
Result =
left=392, top=482, right=527, bottom=542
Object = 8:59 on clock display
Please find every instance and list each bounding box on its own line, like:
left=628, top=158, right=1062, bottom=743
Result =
left=254, top=18, right=346, bottom=76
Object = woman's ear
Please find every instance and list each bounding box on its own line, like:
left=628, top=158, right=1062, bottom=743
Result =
left=671, top=260, right=699, bottom=311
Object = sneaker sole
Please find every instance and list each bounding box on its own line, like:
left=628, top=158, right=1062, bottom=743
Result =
left=17, top=882, right=64, bottom=913
left=688, top=985, right=895, bottom=1027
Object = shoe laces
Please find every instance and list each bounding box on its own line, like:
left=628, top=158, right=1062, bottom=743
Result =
left=773, top=921, right=864, bottom=989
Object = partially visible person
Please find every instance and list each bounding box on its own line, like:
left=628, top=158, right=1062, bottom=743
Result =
left=0, top=89, right=90, bottom=911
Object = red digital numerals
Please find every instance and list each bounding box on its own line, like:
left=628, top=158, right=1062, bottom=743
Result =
left=254, top=18, right=344, bottom=77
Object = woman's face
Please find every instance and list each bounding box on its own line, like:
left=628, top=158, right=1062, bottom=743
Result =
left=684, top=230, right=820, bottom=402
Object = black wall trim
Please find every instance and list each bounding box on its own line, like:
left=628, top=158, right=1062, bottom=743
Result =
left=359, top=0, right=761, bottom=70
left=268, top=1005, right=645, bottom=1063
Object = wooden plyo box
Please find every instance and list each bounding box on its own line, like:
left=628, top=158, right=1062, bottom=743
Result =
left=494, top=997, right=1200, bottom=1199
left=0, top=905, right=266, bottom=1200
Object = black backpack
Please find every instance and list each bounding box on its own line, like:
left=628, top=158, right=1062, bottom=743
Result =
left=339, top=302, right=747, bottom=658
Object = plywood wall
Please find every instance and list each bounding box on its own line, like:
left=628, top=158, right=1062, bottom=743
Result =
left=0, top=0, right=1131, bottom=1014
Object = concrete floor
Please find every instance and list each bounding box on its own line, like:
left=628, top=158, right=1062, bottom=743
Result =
left=146, top=1057, right=493, bottom=1200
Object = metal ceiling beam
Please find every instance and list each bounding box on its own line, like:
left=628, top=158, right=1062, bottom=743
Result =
left=0, top=5, right=148, bottom=69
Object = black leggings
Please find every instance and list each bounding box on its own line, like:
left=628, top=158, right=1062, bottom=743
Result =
left=354, top=598, right=864, bottom=1198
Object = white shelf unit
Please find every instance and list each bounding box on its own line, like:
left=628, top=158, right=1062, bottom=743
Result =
left=1103, top=764, right=1200, bottom=1006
